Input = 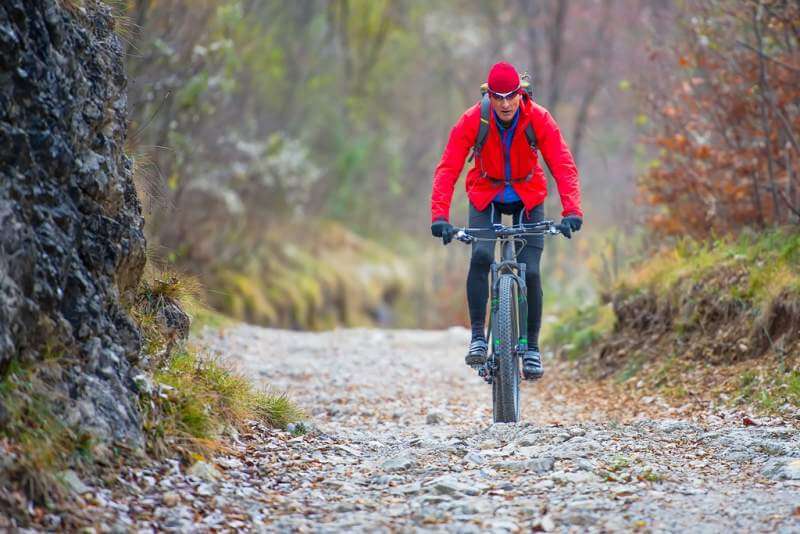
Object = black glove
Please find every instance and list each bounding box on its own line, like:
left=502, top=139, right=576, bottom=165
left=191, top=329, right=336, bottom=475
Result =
left=431, top=219, right=456, bottom=245
left=560, top=215, right=583, bottom=239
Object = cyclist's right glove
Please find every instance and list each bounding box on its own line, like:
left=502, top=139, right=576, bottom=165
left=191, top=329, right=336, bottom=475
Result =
left=431, top=219, right=456, bottom=245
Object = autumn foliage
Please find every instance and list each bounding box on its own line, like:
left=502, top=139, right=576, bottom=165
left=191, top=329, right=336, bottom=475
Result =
left=639, top=0, right=800, bottom=237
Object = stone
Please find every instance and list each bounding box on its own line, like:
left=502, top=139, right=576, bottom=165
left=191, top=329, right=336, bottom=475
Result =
left=426, top=411, right=445, bottom=424
left=566, top=498, right=602, bottom=511
left=575, top=458, right=596, bottom=471
left=187, top=461, right=222, bottom=481
left=550, top=437, right=602, bottom=459
left=533, top=514, right=556, bottom=532
left=656, top=420, right=693, bottom=433
left=426, top=475, right=480, bottom=496
left=463, top=451, right=485, bottom=465
left=197, top=483, right=215, bottom=496
left=390, top=481, right=422, bottom=495
left=551, top=471, right=600, bottom=484
left=763, top=458, right=800, bottom=480
left=370, top=475, right=393, bottom=485
left=382, top=455, right=415, bottom=473
left=483, top=519, right=520, bottom=531
left=517, top=435, right=543, bottom=447
left=59, top=470, right=91, bottom=495
left=493, top=457, right=555, bottom=474
left=750, top=439, right=790, bottom=456
left=162, top=492, right=180, bottom=507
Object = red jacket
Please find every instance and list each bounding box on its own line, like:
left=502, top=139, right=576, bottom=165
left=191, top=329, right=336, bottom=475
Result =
left=430, top=97, right=582, bottom=222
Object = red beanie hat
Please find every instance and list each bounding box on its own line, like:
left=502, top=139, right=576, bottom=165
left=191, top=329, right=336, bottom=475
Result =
left=487, top=61, right=520, bottom=94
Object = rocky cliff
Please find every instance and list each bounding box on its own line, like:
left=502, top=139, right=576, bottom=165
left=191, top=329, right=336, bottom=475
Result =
left=0, top=0, right=146, bottom=444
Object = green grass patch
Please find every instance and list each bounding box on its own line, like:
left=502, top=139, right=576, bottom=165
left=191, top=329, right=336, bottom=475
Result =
left=132, top=268, right=302, bottom=457
left=650, top=354, right=694, bottom=398
left=544, top=302, right=615, bottom=359
left=0, top=358, right=81, bottom=506
left=609, top=455, right=631, bottom=471
left=620, top=228, right=800, bottom=309
left=253, top=392, right=304, bottom=430
left=735, top=368, right=800, bottom=412
left=615, top=355, right=645, bottom=383
left=142, top=346, right=303, bottom=455
left=204, top=221, right=412, bottom=330
left=639, top=468, right=664, bottom=482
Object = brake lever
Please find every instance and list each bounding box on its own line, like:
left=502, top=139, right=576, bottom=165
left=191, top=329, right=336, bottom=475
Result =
left=455, top=230, right=474, bottom=243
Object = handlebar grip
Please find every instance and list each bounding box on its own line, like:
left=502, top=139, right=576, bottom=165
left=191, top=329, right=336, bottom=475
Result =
left=554, top=223, right=570, bottom=236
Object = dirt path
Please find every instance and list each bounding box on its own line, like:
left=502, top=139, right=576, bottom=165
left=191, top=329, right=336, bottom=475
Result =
left=71, top=325, right=800, bottom=532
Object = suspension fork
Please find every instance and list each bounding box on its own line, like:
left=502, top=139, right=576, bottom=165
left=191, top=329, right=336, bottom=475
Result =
left=517, top=262, right=529, bottom=353
left=490, top=263, right=499, bottom=356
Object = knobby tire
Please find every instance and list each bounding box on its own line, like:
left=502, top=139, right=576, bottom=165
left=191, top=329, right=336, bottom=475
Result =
left=492, top=275, right=520, bottom=423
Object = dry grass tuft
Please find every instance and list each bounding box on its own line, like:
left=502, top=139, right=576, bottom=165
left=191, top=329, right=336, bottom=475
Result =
left=140, top=346, right=303, bottom=458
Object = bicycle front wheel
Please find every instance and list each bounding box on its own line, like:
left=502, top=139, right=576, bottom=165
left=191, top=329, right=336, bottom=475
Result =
left=492, top=275, right=520, bottom=423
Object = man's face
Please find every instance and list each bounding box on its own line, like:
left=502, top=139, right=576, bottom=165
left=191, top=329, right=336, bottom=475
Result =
left=490, top=92, right=521, bottom=123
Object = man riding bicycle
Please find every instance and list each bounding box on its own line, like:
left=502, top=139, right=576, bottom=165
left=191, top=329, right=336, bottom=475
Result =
left=430, top=61, right=583, bottom=380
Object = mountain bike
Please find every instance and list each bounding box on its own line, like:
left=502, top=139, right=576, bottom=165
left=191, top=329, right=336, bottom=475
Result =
left=452, top=220, right=568, bottom=423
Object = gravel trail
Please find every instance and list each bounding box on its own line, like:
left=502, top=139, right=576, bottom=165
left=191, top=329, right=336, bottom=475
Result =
left=61, top=325, right=800, bottom=532
left=197, top=325, right=800, bottom=533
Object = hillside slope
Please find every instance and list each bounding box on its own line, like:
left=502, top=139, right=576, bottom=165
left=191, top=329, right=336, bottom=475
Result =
left=548, top=230, right=800, bottom=414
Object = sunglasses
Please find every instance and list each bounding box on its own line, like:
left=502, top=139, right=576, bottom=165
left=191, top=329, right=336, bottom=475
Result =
left=488, top=88, right=521, bottom=101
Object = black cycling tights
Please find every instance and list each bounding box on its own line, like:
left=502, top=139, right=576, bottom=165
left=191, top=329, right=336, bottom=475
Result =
left=467, top=201, right=544, bottom=349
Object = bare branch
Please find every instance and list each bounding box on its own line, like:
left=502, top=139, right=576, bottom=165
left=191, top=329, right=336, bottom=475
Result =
left=736, top=40, right=800, bottom=74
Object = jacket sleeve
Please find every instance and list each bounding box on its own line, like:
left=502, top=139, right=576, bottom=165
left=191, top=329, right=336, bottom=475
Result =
left=537, top=110, right=583, bottom=218
left=430, top=112, right=474, bottom=223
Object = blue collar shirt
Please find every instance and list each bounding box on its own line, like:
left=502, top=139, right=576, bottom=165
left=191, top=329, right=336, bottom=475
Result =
left=492, top=108, right=521, bottom=204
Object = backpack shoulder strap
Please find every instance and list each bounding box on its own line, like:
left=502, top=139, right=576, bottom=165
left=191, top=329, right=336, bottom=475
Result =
left=468, top=94, right=491, bottom=162
left=524, top=121, right=538, bottom=152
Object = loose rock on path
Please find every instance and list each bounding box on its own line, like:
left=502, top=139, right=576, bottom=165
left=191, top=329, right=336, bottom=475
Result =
left=56, top=325, right=800, bottom=532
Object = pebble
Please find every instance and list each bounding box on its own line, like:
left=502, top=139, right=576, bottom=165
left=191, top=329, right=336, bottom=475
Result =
left=381, top=454, right=415, bottom=472
left=59, top=470, right=91, bottom=495
left=196, top=483, right=215, bottom=496
left=426, top=475, right=480, bottom=496
left=763, top=458, right=800, bottom=480
left=463, top=451, right=485, bottom=465
left=426, top=411, right=445, bottom=424
left=161, top=492, right=179, bottom=507
left=493, top=457, right=555, bottom=474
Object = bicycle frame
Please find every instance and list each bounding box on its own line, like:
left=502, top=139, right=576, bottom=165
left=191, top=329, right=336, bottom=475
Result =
left=454, top=220, right=564, bottom=383
left=449, top=219, right=568, bottom=421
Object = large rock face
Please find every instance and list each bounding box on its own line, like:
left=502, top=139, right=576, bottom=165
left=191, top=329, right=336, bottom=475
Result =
left=0, top=1, right=146, bottom=443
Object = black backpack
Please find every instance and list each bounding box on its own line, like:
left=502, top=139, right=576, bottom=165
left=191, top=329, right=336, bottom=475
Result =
left=468, top=73, right=538, bottom=164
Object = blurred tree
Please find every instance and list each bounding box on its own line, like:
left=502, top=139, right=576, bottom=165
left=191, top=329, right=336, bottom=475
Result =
left=638, top=0, right=800, bottom=237
left=119, top=0, right=675, bottom=327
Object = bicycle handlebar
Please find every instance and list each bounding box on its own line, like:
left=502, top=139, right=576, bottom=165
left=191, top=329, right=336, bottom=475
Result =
left=452, top=220, right=569, bottom=244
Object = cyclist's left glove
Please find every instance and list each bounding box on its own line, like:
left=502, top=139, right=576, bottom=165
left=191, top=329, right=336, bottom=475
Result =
left=431, top=219, right=456, bottom=245
left=560, top=215, right=583, bottom=239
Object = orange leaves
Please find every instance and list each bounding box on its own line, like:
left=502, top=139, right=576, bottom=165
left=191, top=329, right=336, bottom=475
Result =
left=637, top=1, right=800, bottom=238
left=693, top=145, right=711, bottom=160
left=661, top=105, right=678, bottom=118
